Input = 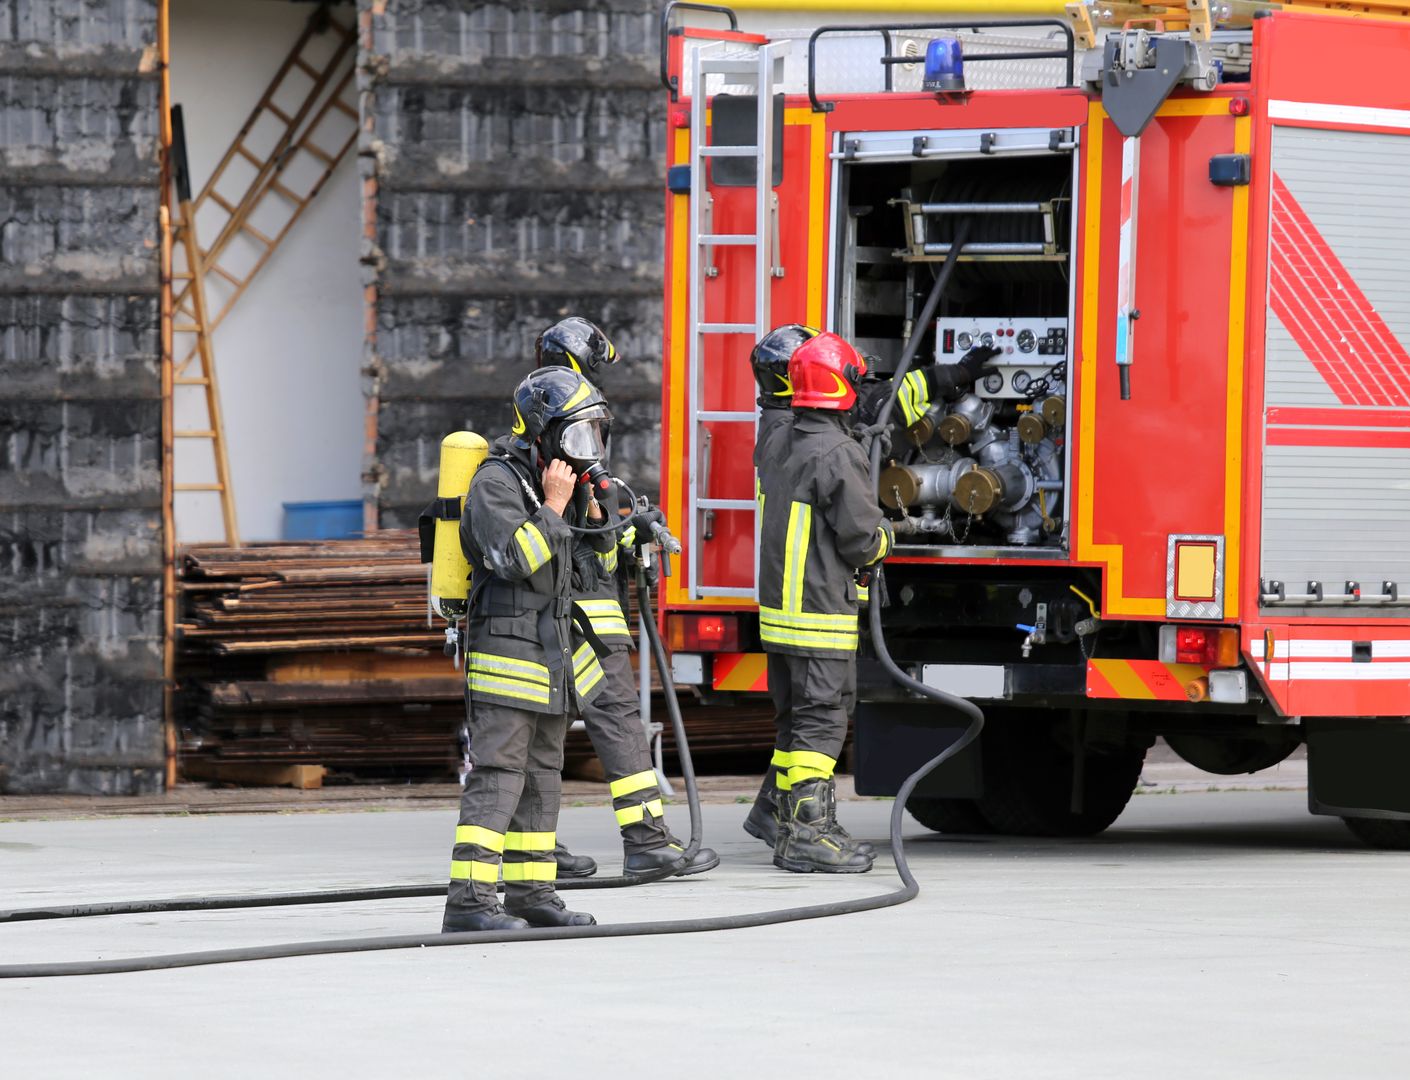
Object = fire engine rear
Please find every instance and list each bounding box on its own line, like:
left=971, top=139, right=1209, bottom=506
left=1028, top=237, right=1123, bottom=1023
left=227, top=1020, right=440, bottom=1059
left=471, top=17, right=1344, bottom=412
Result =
left=656, top=2, right=1410, bottom=846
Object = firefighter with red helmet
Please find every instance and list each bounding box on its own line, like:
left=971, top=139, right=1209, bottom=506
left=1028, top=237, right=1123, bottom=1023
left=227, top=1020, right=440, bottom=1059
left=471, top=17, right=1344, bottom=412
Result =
left=756, top=332, right=893, bottom=873
left=535, top=317, right=719, bottom=881
left=854, top=343, right=1002, bottom=451
left=442, top=367, right=612, bottom=932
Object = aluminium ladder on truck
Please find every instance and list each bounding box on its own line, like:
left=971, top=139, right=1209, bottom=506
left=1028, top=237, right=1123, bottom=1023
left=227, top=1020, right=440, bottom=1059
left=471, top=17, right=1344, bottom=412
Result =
left=686, top=38, right=788, bottom=601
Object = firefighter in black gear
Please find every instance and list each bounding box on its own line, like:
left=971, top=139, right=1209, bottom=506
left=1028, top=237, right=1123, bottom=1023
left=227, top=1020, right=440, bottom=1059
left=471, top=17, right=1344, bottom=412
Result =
left=854, top=343, right=1001, bottom=451
left=536, top=316, right=719, bottom=881
left=744, top=323, right=868, bottom=854
left=757, top=332, right=893, bottom=874
left=441, top=368, right=615, bottom=932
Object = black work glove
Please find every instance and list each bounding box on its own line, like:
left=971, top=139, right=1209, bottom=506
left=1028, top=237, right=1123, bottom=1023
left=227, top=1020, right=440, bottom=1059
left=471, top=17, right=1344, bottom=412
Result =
left=958, top=344, right=1002, bottom=380
left=630, top=506, right=666, bottom=544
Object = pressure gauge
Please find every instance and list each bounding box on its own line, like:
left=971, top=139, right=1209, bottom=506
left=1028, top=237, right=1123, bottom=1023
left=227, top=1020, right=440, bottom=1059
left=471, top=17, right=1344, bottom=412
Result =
left=982, top=371, right=1005, bottom=395
left=1011, top=370, right=1032, bottom=394
left=1016, top=328, right=1037, bottom=354
left=956, top=331, right=973, bottom=351
left=980, top=332, right=995, bottom=348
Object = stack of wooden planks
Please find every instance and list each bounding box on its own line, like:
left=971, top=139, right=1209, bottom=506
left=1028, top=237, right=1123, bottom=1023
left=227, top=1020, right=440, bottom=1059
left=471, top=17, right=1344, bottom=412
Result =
left=175, top=533, right=775, bottom=784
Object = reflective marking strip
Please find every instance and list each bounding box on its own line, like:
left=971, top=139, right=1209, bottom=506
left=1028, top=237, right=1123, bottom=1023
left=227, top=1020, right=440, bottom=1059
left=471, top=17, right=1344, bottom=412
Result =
left=1269, top=99, right=1410, bottom=131
left=454, top=825, right=505, bottom=853
left=618, top=524, right=637, bottom=550
left=872, top=525, right=890, bottom=564
left=467, top=653, right=550, bottom=683
left=449, top=859, right=499, bottom=882
left=578, top=599, right=631, bottom=637
left=573, top=642, right=597, bottom=672
left=1086, top=660, right=1205, bottom=701
left=615, top=799, right=665, bottom=826
left=573, top=643, right=606, bottom=695
left=758, top=607, right=857, bottom=631
left=504, top=831, right=556, bottom=852
left=782, top=502, right=812, bottom=612
left=513, top=521, right=551, bottom=572
left=786, top=750, right=836, bottom=784
left=857, top=584, right=870, bottom=604
left=1251, top=640, right=1410, bottom=661
left=1271, top=662, right=1410, bottom=681
left=597, top=545, right=618, bottom=573
left=899, top=369, right=930, bottom=427
left=501, top=861, right=557, bottom=882
left=576, top=661, right=605, bottom=696
left=467, top=673, right=552, bottom=705
left=759, top=625, right=859, bottom=652
left=712, top=652, right=769, bottom=692
left=771, top=749, right=791, bottom=768
left=610, top=770, right=658, bottom=799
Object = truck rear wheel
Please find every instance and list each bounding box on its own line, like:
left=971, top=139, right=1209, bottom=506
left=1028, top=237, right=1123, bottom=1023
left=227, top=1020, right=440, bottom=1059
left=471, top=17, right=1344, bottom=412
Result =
left=1341, top=816, right=1410, bottom=850
left=905, top=796, right=993, bottom=835
left=976, top=714, right=1146, bottom=838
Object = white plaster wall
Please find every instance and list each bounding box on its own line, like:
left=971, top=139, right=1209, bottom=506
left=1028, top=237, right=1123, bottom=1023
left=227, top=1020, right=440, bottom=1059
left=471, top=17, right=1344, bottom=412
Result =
left=170, top=0, right=363, bottom=543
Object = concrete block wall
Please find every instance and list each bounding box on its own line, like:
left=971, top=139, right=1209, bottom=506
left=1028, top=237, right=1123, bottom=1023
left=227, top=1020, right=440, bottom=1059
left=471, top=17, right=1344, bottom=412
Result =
left=0, top=0, right=165, bottom=794
left=360, top=0, right=666, bottom=527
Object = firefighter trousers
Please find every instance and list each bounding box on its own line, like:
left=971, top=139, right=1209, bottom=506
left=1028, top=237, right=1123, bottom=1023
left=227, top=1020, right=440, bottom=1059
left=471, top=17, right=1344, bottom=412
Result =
left=765, top=651, right=856, bottom=790
left=447, top=700, right=567, bottom=914
left=577, top=648, right=671, bottom=854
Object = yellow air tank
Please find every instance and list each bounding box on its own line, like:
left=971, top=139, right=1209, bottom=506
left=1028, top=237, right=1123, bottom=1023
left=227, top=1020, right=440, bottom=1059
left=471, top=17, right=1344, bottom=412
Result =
left=430, top=431, right=488, bottom=620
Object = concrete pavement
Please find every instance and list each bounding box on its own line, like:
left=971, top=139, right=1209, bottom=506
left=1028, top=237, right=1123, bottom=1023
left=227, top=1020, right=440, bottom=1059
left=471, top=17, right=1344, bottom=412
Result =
left=2, top=790, right=1406, bottom=1079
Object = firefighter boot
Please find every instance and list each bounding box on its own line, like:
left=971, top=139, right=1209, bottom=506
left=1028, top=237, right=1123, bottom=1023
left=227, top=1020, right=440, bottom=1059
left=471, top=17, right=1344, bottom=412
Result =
left=624, top=838, right=720, bottom=880
left=774, top=779, right=874, bottom=874
left=441, top=906, right=530, bottom=933
left=504, top=891, right=596, bottom=927
left=742, top=773, right=780, bottom=847
left=553, top=844, right=598, bottom=879
left=822, top=781, right=875, bottom=857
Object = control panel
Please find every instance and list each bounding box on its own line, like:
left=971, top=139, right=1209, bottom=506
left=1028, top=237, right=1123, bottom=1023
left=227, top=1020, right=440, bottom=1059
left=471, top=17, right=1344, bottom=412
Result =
left=935, top=317, right=1068, bottom=400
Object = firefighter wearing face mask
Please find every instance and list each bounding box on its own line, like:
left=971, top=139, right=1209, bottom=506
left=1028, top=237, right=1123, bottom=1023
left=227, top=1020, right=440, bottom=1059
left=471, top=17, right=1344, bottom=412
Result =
left=441, top=367, right=615, bottom=933
left=756, top=332, right=893, bottom=874
left=534, top=317, right=719, bottom=881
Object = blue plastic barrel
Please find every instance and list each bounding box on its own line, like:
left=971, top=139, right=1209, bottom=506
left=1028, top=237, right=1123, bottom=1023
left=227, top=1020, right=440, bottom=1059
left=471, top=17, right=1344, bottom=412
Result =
left=282, top=500, right=364, bottom=540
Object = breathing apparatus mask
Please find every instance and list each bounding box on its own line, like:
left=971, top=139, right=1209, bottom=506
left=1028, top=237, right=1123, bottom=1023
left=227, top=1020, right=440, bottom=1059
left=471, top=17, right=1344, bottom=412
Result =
left=545, top=404, right=613, bottom=491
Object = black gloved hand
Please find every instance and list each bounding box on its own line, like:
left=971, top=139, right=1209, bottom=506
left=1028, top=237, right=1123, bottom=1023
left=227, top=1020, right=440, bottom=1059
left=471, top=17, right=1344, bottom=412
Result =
left=958, top=344, right=1002, bottom=380
left=630, top=506, right=666, bottom=542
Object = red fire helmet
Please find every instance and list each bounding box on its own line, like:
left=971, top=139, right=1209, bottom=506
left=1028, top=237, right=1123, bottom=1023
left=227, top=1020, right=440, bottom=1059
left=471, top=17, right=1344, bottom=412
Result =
left=788, top=332, right=868, bottom=411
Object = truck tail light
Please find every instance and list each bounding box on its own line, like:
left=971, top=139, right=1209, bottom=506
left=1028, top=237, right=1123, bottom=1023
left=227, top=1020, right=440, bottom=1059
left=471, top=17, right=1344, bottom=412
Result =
left=1159, top=625, right=1240, bottom=668
left=666, top=612, right=741, bottom=653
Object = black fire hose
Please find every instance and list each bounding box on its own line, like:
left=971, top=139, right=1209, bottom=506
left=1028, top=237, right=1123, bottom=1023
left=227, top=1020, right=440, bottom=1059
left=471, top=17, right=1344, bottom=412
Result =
left=0, top=238, right=983, bottom=978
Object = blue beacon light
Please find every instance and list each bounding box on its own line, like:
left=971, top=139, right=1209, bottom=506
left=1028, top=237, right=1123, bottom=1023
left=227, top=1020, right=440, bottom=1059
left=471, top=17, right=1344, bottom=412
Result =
left=922, top=37, right=966, bottom=93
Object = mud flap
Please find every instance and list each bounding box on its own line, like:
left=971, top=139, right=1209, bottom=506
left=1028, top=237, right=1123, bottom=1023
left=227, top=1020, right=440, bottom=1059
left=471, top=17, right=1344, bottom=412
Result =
left=852, top=701, right=982, bottom=799
left=1307, top=721, right=1410, bottom=821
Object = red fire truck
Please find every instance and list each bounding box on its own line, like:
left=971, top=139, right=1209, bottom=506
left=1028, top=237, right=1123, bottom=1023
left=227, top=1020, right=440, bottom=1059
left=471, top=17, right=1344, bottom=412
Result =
left=654, top=2, right=1410, bottom=845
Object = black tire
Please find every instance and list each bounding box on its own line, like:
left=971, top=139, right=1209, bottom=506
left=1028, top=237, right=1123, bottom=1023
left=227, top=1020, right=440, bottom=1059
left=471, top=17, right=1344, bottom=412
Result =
left=1165, top=732, right=1300, bottom=775
left=976, top=714, right=1146, bottom=838
left=906, top=796, right=994, bottom=835
left=1342, top=816, right=1410, bottom=850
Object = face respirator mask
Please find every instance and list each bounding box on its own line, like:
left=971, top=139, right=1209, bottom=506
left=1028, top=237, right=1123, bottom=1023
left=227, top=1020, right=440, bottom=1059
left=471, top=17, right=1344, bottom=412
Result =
left=547, top=406, right=613, bottom=491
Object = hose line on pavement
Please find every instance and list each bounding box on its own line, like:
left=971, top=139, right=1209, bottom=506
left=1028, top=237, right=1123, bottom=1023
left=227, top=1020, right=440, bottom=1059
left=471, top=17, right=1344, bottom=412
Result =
left=0, top=240, right=983, bottom=978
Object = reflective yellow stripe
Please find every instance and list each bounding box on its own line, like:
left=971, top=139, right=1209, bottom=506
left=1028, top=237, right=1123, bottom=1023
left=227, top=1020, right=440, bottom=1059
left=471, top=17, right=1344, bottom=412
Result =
left=615, top=798, right=665, bottom=826
left=782, top=501, right=812, bottom=613
left=467, top=653, right=549, bottom=683
left=573, top=641, right=597, bottom=672
left=513, top=521, right=551, bottom=573
left=578, top=599, right=631, bottom=637
left=759, top=624, right=859, bottom=652
left=775, top=771, right=793, bottom=792
left=454, top=825, right=505, bottom=853
left=501, top=861, right=557, bottom=882
left=759, top=607, right=858, bottom=631
left=786, top=750, right=837, bottom=785
left=610, top=769, right=658, bottom=798
left=597, top=545, right=618, bottom=574
left=449, top=859, right=500, bottom=882
left=504, top=831, right=556, bottom=852
left=857, top=584, right=870, bottom=604
left=770, top=748, right=791, bottom=768
left=576, top=659, right=605, bottom=696
left=467, top=673, right=552, bottom=705
left=900, top=369, right=931, bottom=427
left=872, top=526, right=890, bottom=563
left=618, top=524, right=637, bottom=550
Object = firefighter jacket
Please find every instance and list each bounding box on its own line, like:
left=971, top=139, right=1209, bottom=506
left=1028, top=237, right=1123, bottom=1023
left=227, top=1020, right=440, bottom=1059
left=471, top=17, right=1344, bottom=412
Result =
left=460, top=436, right=608, bottom=713
left=757, top=411, right=893, bottom=657
left=753, top=406, right=793, bottom=474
